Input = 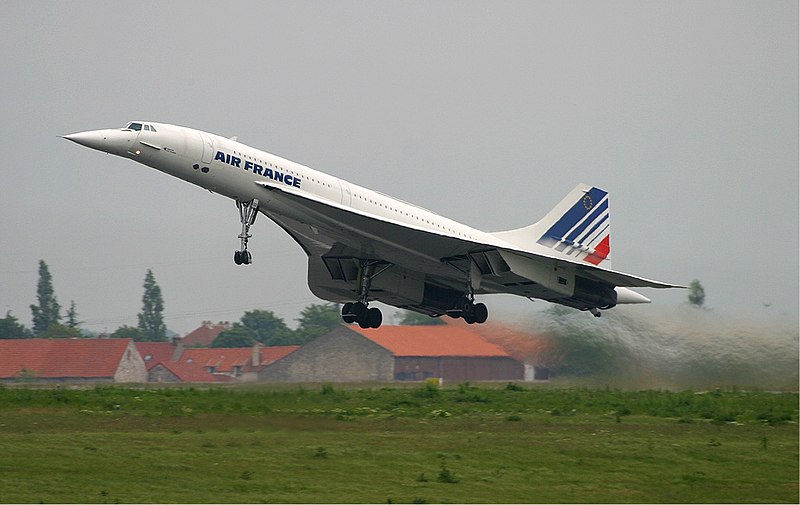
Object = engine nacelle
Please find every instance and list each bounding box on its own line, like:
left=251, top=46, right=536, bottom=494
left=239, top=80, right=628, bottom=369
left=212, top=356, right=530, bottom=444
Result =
left=568, top=276, right=617, bottom=310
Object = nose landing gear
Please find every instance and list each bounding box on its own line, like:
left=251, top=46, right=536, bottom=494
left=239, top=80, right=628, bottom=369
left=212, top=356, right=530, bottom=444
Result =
left=234, top=199, right=259, bottom=265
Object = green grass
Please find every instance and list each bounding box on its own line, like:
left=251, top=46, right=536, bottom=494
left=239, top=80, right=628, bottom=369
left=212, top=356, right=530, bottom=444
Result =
left=0, top=384, right=796, bottom=503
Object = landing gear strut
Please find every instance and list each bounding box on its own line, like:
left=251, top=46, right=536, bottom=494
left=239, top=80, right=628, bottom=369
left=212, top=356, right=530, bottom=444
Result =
left=443, top=257, right=489, bottom=324
left=341, top=261, right=390, bottom=329
left=234, top=198, right=259, bottom=265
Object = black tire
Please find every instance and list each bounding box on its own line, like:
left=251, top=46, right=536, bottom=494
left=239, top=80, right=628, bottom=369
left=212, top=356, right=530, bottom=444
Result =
left=367, top=307, right=382, bottom=328
left=341, top=303, right=356, bottom=324
left=352, top=302, right=368, bottom=320
left=242, top=251, right=252, bottom=265
left=473, top=302, right=488, bottom=324
left=234, top=251, right=243, bottom=265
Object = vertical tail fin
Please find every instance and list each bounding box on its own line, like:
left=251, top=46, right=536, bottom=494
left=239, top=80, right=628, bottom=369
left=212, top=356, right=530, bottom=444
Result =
left=492, top=183, right=612, bottom=266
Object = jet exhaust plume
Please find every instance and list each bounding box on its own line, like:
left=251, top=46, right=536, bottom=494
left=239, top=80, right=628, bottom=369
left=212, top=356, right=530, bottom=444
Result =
left=465, top=303, right=799, bottom=391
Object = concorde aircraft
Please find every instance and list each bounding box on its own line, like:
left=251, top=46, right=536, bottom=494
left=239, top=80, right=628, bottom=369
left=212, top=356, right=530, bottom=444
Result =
left=63, top=121, right=682, bottom=329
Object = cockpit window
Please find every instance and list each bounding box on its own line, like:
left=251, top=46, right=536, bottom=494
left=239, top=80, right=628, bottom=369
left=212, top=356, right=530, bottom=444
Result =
left=123, top=122, right=155, bottom=132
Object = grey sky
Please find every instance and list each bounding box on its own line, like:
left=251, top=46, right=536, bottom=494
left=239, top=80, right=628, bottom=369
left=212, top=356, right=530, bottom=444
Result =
left=1, top=1, right=797, bottom=335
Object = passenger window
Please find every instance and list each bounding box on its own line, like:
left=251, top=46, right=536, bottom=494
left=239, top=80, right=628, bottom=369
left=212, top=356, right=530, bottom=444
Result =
left=150, top=125, right=156, bottom=132
left=144, top=125, right=150, bottom=131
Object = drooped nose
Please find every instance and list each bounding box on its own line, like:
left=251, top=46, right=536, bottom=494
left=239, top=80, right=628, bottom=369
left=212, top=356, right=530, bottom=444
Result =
left=61, top=130, right=108, bottom=152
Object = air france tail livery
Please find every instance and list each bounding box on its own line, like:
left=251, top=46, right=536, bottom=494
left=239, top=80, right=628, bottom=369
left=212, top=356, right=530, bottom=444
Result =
left=63, top=121, right=683, bottom=328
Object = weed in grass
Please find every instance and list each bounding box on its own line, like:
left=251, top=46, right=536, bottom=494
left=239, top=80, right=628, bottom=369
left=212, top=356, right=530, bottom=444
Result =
left=314, top=446, right=328, bottom=459
left=437, top=454, right=460, bottom=484
left=240, top=470, right=254, bottom=480
left=416, top=473, right=428, bottom=482
left=506, top=414, right=522, bottom=422
left=437, top=463, right=459, bottom=484
left=761, top=436, right=768, bottom=450
left=415, top=382, right=440, bottom=399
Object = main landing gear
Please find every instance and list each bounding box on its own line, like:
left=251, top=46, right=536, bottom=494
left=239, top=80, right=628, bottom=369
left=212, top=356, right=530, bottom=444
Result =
left=447, top=297, right=489, bottom=324
left=340, top=261, right=390, bottom=329
left=443, top=257, right=489, bottom=325
left=234, top=198, right=259, bottom=265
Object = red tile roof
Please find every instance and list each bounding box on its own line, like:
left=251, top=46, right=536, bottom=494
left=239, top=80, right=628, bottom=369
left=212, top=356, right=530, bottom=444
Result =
left=0, top=339, right=133, bottom=379
left=353, top=326, right=511, bottom=357
left=135, top=342, right=176, bottom=370
left=177, top=345, right=299, bottom=373
left=154, top=361, right=234, bottom=383
left=260, top=345, right=300, bottom=365
left=181, top=321, right=231, bottom=347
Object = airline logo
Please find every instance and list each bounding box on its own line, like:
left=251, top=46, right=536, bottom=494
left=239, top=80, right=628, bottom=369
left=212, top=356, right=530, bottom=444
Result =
left=215, top=150, right=302, bottom=188
left=538, top=186, right=610, bottom=265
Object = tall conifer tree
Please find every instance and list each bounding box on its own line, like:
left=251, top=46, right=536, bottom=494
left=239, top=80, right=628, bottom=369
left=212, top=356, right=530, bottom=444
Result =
left=30, top=260, right=61, bottom=336
left=137, top=269, right=167, bottom=341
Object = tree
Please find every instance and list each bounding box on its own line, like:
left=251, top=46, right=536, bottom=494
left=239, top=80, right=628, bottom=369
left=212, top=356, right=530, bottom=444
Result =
left=30, top=260, right=61, bottom=336
left=137, top=269, right=167, bottom=341
left=687, top=279, right=706, bottom=308
left=40, top=323, right=79, bottom=339
left=211, top=310, right=305, bottom=347
left=211, top=324, right=258, bottom=347
left=0, top=311, right=31, bottom=339
left=294, top=303, right=342, bottom=343
left=65, top=300, right=81, bottom=329
left=239, top=310, right=294, bottom=346
left=111, top=325, right=143, bottom=340
left=399, top=310, right=445, bottom=326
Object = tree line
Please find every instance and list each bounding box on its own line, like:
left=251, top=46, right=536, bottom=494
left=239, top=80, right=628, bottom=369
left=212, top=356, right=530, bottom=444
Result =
left=0, top=260, right=444, bottom=345
left=0, top=260, right=168, bottom=341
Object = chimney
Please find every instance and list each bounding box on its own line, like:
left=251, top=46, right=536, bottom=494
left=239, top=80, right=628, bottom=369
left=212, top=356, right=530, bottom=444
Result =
left=171, top=340, right=185, bottom=361
left=252, top=343, right=262, bottom=367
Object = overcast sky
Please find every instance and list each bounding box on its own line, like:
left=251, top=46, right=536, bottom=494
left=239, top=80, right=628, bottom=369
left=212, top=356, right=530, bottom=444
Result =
left=1, top=1, right=797, bottom=335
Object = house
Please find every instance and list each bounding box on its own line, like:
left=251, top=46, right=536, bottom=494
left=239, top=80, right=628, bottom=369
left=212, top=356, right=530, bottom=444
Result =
left=135, top=341, right=180, bottom=370
left=0, top=338, right=147, bottom=383
left=134, top=339, right=299, bottom=383
left=170, top=344, right=299, bottom=382
left=259, top=325, right=523, bottom=383
left=147, top=360, right=234, bottom=383
left=180, top=320, right=231, bottom=347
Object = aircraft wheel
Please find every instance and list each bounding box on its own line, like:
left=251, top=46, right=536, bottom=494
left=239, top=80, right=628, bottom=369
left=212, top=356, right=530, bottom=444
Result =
left=351, top=302, right=368, bottom=321
left=341, top=303, right=357, bottom=324
left=464, top=313, right=476, bottom=324
left=473, top=303, right=488, bottom=324
left=242, top=251, right=252, bottom=265
left=234, top=251, right=243, bottom=265
left=367, top=307, right=382, bottom=328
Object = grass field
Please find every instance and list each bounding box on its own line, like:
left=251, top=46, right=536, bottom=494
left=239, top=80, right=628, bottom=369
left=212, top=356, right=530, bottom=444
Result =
left=0, top=383, right=796, bottom=503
